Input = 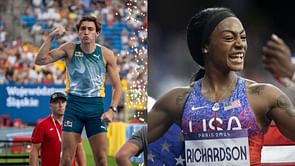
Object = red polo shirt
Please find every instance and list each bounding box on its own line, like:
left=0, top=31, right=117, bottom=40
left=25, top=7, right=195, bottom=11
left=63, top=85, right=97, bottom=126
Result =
left=31, top=116, right=62, bottom=166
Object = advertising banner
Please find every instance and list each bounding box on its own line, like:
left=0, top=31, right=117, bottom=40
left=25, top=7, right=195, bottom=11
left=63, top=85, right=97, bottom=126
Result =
left=0, top=84, right=112, bottom=125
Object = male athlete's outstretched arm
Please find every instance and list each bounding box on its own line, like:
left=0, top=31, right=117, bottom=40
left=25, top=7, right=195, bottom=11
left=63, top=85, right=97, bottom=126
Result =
left=35, top=26, right=68, bottom=65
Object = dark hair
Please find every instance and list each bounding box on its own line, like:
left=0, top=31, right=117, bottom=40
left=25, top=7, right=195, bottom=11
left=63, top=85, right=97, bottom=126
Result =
left=76, top=15, right=101, bottom=33
left=190, top=69, right=205, bottom=83
left=187, top=7, right=236, bottom=81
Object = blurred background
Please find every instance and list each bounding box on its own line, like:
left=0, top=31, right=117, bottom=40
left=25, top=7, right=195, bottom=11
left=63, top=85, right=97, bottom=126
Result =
left=0, top=0, right=146, bottom=165
left=149, top=0, right=295, bottom=99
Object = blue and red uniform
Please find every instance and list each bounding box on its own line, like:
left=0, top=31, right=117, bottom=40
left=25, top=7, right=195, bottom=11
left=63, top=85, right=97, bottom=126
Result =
left=182, top=77, right=264, bottom=165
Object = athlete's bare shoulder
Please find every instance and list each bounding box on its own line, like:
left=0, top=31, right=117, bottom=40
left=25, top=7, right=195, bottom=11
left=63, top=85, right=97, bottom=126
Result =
left=151, top=86, right=192, bottom=125
left=242, top=78, right=256, bottom=85
left=60, top=42, right=76, bottom=51
left=100, top=45, right=114, bottom=57
left=60, top=42, right=76, bottom=60
left=100, top=44, right=112, bottom=52
left=243, top=78, right=272, bottom=96
left=99, top=45, right=115, bottom=64
left=246, top=80, right=290, bottom=116
left=247, top=81, right=276, bottom=96
left=156, top=86, right=192, bottom=112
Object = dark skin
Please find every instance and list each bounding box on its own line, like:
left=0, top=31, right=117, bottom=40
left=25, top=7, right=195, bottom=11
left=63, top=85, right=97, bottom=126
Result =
left=262, top=34, right=295, bottom=79
left=148, top=17, right=295, bottom=144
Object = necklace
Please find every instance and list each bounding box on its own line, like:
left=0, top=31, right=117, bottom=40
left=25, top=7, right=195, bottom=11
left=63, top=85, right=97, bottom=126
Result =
left=212, top=103, right=220, bottom=112
left=209, top=78, right=237, bottom=112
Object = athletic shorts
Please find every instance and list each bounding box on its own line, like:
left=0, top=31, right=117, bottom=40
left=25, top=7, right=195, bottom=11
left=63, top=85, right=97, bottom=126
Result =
left=63, top=93, right=107, bottom=138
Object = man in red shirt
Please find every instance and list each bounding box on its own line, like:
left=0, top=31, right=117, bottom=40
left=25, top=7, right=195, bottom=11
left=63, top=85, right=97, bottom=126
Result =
left=29, top=92, right=86, bottom=166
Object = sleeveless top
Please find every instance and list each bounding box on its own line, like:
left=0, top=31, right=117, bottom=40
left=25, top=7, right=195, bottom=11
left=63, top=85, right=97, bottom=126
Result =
left=65, top=43, right=106, bottom=97
left=182, top=77, right=264, bottom=165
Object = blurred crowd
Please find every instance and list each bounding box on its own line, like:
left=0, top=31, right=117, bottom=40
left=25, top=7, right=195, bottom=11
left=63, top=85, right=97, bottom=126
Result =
left=0, top=0, right=147, bottom=90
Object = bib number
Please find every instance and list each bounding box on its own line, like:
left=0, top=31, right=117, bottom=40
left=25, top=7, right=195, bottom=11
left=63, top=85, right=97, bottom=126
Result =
left=185, top=130, right=250, bottom=166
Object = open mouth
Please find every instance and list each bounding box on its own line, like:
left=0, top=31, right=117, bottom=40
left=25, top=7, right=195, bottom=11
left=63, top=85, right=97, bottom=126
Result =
left=229, top=53, right=243, bottom=63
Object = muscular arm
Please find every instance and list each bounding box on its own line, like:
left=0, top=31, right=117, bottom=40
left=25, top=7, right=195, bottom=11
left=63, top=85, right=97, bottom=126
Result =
left=253, top=84, right=295, bottom=141
left=147, top=88, right=191, bottom=143
left=104, top=49, right=122, bottom=108
left=30, top=143, right=41, bottom=166
left=101, top=47, right=122, bottom=122
left=115, top=142, right=139, bottom=166
left=267, top=87, right=295, bottom=141
left=35, top=26, right=68, bottom=65
left=116, top=126, right=147, bottom=166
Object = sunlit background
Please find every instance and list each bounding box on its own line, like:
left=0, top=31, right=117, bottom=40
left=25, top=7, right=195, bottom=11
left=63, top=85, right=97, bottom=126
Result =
left=0, top=0, right=147, bottom=165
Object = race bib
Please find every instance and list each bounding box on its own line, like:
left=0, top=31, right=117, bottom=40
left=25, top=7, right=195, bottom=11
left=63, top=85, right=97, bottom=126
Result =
left=185, top=130, right=250, bottom=166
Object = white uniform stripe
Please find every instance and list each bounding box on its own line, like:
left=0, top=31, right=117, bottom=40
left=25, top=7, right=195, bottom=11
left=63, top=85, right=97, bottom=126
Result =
left=262, top=145, right=295, bottom=163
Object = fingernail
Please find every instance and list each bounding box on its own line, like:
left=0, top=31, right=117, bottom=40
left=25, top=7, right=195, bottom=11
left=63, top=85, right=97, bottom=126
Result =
left=272, top=34, right=278, bottom=39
